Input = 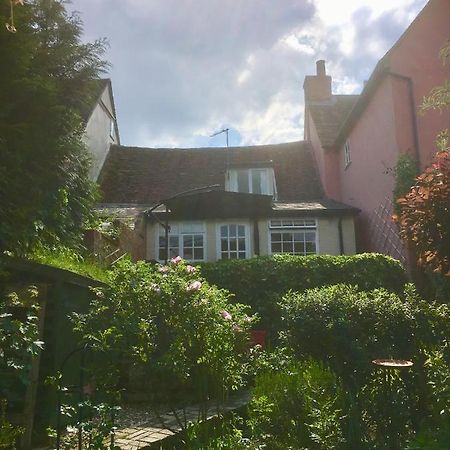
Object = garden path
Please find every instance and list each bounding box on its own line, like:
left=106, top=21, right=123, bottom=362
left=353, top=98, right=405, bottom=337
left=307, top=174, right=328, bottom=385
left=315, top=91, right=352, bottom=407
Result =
left=114, top=390, right=251, bottom=449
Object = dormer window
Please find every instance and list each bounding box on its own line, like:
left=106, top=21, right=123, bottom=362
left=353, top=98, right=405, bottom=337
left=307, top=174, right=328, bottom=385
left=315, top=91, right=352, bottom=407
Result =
left=226, top=167, right=277, bottom=198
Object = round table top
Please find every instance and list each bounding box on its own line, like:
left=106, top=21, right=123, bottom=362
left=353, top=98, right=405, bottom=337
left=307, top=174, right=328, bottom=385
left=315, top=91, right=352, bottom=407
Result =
left=372, top=359, right=414, bottom=368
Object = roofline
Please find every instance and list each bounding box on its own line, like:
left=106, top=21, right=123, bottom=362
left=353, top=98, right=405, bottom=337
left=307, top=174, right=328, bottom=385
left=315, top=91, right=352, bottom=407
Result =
left=110, top=140, right=309, bottom=153
left=329, top=0, right=434, bottom=149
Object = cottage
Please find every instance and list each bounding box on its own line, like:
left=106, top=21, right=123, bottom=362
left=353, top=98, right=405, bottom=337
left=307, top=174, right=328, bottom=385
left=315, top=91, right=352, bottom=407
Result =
left=97, top=142, right=357, bottom=262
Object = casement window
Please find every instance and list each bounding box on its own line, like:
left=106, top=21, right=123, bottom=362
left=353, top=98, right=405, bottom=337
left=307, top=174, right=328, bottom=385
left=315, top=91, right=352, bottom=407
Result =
left=158, top=222, right=205, bottom=262
left=226, top=168, right=277, bottom=198
left=344, top=141, right=351, bottom=167
left=110, top=119, right=116, bottom=141
left=218, top=224, right=248, bottom=259
left=269, top=218, right=317, bottom=255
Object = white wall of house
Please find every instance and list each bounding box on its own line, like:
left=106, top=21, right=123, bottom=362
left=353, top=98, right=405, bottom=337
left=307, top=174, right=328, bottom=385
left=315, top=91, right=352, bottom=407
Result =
left=83, top=85, right=118, bottom=181
left=145, top=216, right=356, bottom=263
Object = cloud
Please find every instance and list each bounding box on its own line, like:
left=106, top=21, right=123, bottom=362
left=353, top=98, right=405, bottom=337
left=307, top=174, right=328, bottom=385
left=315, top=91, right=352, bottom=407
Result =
left=69, top=0, right=428, bottom=148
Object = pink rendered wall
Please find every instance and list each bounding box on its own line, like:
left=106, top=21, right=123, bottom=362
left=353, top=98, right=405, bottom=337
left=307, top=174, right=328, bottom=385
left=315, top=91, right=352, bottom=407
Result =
left=388, top=0, right=450, bottom=169
left=338, top=77, right=399, bottom=250
left=306, top=109, right=341, bottom=200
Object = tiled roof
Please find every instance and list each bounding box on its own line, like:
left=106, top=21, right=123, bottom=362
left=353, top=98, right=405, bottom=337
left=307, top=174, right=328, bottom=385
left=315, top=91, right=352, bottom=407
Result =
left=98, top=141, right=324, bottom=205
left=308, top=95, right=359, bottom=148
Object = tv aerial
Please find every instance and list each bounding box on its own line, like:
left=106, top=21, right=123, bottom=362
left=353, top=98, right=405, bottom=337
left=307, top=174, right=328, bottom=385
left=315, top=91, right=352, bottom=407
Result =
left=210, top=128, right=229, bottom=148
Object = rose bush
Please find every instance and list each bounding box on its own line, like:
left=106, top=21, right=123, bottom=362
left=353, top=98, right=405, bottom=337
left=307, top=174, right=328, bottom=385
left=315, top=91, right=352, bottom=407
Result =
left=72, top=257, right=256, bottom=404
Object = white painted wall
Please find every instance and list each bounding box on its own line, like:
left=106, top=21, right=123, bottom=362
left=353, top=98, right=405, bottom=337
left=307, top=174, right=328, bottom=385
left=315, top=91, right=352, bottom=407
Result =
left=83, top=84, right=119, bottom=181
left=145, top=216, right=356, bottom=262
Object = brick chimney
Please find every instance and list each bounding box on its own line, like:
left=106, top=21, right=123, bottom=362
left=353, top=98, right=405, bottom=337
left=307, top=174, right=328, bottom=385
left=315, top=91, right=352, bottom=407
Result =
left=303, top=60, right=332, bottom=102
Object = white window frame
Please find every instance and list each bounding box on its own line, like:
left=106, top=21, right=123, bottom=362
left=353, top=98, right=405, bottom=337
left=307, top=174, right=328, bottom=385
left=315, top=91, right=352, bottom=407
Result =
left=110, top=118, right=115, bottom=141
left=344, top=140, right=351, bottom=168
left=156, top=222, right=206, bottom=262
left=216, top=222, right=250, bottom=260
left=268, top=218, right=318, bottom=256
left=226, top=168, right=277, bottom=198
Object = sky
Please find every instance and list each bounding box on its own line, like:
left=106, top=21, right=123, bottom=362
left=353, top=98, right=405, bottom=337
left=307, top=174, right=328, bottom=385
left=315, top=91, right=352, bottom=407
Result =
left=68, top=0, right=428, bottom=148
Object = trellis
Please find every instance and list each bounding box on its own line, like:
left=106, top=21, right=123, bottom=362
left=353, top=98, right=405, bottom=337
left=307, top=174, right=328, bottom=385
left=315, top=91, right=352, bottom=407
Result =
left=367, top=197, right=406, bottom=266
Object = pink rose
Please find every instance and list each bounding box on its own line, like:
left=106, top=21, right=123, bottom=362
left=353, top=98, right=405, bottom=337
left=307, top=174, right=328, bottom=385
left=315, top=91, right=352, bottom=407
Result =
left=221, top=310, right=232, bottom=321
left=232, top=324, right=243, bottom=332
left=150, top=283, right=161, bottom=294
left=158, top=265, right=169, bottom=273
left=171, top=256, right=183, bottom=264
left=187, top=280, right=202, bottom=291
left=186, top=265, right=196, bottom=273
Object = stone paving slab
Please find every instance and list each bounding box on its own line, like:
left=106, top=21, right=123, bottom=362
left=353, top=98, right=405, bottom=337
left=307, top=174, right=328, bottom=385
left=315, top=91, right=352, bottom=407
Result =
left=114, top=390, right=250, bottom=449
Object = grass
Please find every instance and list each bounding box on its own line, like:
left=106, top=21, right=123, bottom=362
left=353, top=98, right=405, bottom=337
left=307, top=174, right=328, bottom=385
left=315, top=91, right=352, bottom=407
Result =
left=29, top=246, right=110, bottom=282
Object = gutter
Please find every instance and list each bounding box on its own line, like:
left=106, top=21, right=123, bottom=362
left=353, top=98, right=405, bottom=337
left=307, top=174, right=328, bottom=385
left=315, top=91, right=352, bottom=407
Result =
left=333, top=66, right=421, bottom=168
left=388, top=71, right=421, bottom=167
left=338, top=218, right=344, bottom=255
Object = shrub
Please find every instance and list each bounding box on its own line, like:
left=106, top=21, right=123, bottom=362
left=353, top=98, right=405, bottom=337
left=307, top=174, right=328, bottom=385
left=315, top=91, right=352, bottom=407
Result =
left=201, top=254, right=406, bottom=336
left=247, top=359, right=347, bottom=450
left=72, top=257, right=256, bottom=405
left=279, top=284, right=450, bottom=387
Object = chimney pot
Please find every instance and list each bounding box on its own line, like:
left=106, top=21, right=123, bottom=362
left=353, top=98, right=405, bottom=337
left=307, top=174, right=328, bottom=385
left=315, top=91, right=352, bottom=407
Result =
left=316, top=60, right=326, bottom=77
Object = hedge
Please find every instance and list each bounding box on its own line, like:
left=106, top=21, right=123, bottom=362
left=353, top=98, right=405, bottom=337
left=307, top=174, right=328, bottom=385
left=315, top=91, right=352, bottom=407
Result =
left=279, top=283, right=450, bottom=386
left=201, top=253, right=407, bottom=336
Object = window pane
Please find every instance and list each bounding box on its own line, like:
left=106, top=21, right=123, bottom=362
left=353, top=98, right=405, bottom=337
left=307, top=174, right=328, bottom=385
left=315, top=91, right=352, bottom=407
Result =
left=252, top=170, right=262, bottom=194
left=237, top=170, right=249, bottom=193
left=193, top=235, right=203, bottom=247
left=305, top=242, right=316, bottom=254
left=183, top=248, right=193, bottom=260
left=229, top=224, right=236, bottom=237
left=271, top=233, right=281, bottom=242
left=294, top=242, right=305, bottom=254
left=272, top=243, right=282, bottom=253
left=305, top=232, right=316, bottom=242
left=238, top=238, right=246, bottom=251
left=230, top=239, right=237, bottom=251
left=293, top=232, right=304, bottom=242
left=194, top=248, right=203, bottom=260
left=283, top=242, right=293, bottom=253
left=169, top=236, right=179, bottom=247
left=221, top=239, right=228, bottom=252
left=282, top=233, right=292, bottom=242
left=221, top=253, right=229, bottom=260
left=238, top=252, right=246, bottom=259
left=238, top=225, right=245, bottom=237
left=183, top=235, right=193, bottom=247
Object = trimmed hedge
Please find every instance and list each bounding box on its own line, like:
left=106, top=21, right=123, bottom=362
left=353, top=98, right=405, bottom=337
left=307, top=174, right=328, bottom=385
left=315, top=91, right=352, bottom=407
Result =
left=279, top=284, right=450, bottom=386
left=201, top=254, right=407, bottom=335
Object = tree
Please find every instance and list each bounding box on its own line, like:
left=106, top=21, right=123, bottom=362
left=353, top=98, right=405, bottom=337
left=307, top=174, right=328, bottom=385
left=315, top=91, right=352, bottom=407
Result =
left=395, top=40, right=450, bottom=277
left=0, top=0, right=109, bottom=254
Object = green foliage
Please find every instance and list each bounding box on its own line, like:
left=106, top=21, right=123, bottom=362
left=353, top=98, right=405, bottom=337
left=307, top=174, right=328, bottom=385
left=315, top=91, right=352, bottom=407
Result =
left=395, top=149, right=450, bottom=276
left=0, top=285, right=43, bottom=404
left=361, top=367, right=415, bottom=449
left=30, top=245, right=110, bottom=282
left=279, top=284, right=450, bottom=387
left=72, top=258, right=256, bottom=404
left=48, top=401, right=119, bottom=450
left=247, top=359, right=346, bottom=450
left=0, top=287, right=42, bottom=449
left=407, top=345, right=450, bottom=450
left=0, top=0, right=108, bottom=254
left=397, top=39, right=450, bottom=279
left=393, top=153, right=418, bottom=214
left=202, top=253, right=406, bottom=336
left=0, top=399, right=23, bottom=450
left=420, top=38, right=450, bottom=113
